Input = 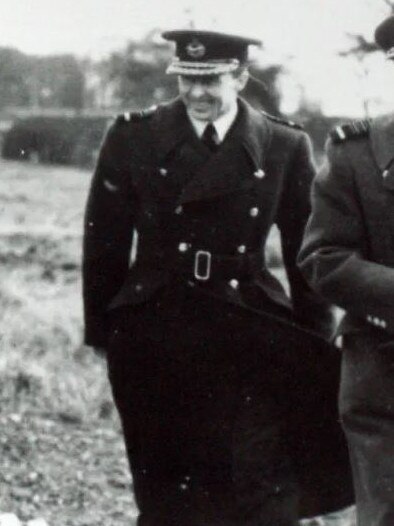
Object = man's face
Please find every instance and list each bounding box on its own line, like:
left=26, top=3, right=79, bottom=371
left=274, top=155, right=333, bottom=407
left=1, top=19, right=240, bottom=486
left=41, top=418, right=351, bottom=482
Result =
left=178, top=73, right=244, bottom=122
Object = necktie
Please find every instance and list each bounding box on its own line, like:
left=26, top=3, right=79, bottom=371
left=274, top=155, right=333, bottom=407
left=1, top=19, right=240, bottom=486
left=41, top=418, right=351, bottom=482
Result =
left=201, top=123, right=220, bottom=152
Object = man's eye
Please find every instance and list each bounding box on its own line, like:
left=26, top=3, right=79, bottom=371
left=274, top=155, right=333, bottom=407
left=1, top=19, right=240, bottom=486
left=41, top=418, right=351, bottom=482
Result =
left=202, top=78, right=217, bottom=86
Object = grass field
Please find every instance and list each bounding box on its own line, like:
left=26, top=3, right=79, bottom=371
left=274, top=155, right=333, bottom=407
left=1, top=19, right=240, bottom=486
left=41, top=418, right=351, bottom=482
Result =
left=0, top=159, right=110, bottom=422
left=0, top=159, right=138, bottom=525
left=0, top=159, right=354, bottom=525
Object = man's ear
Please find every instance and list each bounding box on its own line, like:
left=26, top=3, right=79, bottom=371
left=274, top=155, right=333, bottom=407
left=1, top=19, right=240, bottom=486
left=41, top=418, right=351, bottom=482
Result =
left=235, top=69, right=249, bottom=92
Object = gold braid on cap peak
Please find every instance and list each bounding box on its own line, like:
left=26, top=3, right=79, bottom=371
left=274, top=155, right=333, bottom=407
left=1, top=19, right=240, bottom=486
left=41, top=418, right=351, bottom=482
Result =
left=166, top=58, right=240, bottom=75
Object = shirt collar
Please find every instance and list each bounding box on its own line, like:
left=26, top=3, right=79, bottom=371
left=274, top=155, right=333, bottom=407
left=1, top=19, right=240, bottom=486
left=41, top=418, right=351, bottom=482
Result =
left=187, top=102, right=238, bottom=143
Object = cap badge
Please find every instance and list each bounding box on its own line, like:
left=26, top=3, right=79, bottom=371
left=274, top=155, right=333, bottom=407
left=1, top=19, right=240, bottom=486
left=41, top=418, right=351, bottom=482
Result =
left=186, top=39, right=206, bottom=59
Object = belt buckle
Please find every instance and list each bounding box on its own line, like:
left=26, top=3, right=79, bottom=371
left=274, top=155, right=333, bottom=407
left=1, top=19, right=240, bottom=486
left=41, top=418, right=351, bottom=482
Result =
left=194, top=250, right=212, bottom=281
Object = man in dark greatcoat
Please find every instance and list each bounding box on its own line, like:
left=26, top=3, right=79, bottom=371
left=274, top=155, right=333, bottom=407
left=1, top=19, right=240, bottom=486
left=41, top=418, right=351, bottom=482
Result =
left=298, top=16, right=394, bottom=526
left=83, top=29, right=353, bottom=526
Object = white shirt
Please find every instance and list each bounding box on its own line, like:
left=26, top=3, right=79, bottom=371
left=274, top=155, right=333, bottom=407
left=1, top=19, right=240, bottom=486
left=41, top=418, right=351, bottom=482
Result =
left=187, top=103, right=238, bottom=143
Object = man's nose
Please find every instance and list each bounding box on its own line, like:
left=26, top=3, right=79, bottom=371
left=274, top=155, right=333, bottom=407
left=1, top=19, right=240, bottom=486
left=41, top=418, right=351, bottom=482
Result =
left=189, top=82, right=206, bottom=97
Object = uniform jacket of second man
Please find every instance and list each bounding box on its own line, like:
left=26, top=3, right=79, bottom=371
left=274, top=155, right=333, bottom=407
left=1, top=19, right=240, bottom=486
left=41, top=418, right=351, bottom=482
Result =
left=299, top=114, right=394, bottom=337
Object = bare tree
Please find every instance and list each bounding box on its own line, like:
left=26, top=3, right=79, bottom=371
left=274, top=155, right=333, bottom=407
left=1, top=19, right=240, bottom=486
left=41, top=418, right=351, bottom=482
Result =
left=337, top=0, right=394, bottom=116
left=382, top=0, right=394, bottom=10
left=342, top=0, right=394, bottom=59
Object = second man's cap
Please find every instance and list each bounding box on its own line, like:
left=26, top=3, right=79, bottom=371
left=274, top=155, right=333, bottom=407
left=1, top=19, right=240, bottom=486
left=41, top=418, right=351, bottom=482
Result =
left=375, top=16, right=394, bottom=59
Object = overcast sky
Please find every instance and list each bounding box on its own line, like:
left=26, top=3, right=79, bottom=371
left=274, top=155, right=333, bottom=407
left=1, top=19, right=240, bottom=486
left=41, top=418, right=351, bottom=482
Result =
left=1, top=0, right=393, bottom=116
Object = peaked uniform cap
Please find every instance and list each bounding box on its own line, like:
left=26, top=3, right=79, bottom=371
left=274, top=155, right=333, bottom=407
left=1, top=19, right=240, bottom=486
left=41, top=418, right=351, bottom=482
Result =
left=375, top=16, right=394, bottom=59
left=161, top=29, right=262, bottom=75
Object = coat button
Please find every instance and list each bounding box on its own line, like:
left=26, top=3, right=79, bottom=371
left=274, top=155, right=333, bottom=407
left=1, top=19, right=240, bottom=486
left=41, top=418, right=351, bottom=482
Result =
left=175, top=205, right=183, bottom=215
left=178, top=242, right=190, bottom=252
left=237, top=245, right=246, bottom=254
left=254, top=169, right=265, bottom=179
left=249, top=207, right=259, bottom=217
left=135, top=283, right=143, bottom=292
left=229, top=279, right=239, bottom=289
left=159, top=168, right=168, bottom=176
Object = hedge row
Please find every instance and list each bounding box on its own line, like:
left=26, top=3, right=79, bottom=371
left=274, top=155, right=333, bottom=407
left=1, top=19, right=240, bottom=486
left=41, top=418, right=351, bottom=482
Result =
left=1, top=111, right=345, bottom=169
left=2, top=115, right=111, bottom=168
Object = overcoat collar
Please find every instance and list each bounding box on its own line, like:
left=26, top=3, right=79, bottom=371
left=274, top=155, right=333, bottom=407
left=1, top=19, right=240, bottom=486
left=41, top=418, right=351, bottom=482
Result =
left=156, top=97, right=270, bottom=167
left=370, top=113, right=394, bottom=171
left=155, top=98, right=195, bottom=161
left=370, top=113, right=394, bottom=191
left=155, top=97, right=272, bottom=204
left=231, top=97, right=271, bottom=170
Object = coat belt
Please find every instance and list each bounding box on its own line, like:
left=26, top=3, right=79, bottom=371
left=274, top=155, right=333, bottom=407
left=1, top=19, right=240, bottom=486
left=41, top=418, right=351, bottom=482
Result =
left=138, top=249, right=262, bottom=283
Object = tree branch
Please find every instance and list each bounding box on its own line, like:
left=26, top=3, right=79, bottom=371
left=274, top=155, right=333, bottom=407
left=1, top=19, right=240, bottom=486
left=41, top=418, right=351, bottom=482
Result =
left=382, top=0, right=394, bottom=12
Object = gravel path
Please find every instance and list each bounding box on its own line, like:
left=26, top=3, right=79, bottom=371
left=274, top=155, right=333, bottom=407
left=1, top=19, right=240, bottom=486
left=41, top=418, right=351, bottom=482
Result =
left=0, top=411, right=137, bottom=526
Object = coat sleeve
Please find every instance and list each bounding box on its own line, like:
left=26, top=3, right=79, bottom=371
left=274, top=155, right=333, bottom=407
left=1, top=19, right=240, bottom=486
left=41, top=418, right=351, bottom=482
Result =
left=298, top=139, right=394, bottom=334
left=277, top=132, right=335, bottom=339
left=82, top=122, right=135, bottom=348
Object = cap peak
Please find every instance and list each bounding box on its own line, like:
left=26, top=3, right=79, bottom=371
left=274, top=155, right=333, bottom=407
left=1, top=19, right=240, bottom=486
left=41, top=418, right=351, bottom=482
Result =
left=162, top=29, right=261, bottom=76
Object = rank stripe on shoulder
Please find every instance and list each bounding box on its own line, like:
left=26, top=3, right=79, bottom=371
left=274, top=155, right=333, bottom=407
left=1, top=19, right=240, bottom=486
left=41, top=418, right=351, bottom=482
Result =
left=330, top=119, right=370, bottom=143
left=117, top=105, right=158, bottom=124
left=261, top=111, right=303, bottom=130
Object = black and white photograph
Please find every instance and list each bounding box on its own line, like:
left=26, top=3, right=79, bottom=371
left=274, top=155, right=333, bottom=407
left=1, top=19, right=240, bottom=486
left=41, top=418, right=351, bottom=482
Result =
left=1, top=1, right=394, bottom=525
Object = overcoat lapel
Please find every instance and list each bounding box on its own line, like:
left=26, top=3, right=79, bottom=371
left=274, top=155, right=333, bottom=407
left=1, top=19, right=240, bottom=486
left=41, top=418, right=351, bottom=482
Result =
left=178, top=98, right=272, bottom=204
left=178, top=142, right=254, bottom=204
left=154, top=98, right=211, bottom=188
left=155, top=98, right=209, bottom=164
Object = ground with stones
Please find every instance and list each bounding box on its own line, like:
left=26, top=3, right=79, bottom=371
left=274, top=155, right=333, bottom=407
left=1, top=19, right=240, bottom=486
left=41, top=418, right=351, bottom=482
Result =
left=0, top=159, right=354, bottom=526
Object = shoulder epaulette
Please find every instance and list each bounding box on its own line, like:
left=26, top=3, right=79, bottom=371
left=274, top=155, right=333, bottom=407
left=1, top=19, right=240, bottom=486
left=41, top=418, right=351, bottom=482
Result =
left=117, top=105, right=158, bottom=124
left=262, top=111, right=303, bottom=130
left=330, top=119, right=370, bottom=144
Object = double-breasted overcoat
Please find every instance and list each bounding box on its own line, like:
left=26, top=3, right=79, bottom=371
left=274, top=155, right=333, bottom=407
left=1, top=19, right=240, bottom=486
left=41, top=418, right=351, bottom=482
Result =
left=83, top=97, right=353, bottom=525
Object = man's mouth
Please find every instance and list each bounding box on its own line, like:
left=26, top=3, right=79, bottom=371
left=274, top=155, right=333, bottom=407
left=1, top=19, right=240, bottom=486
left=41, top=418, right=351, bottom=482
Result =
left=189, top=100, right=212, bottom=109
left=191, top=105, right=212, bottom=115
